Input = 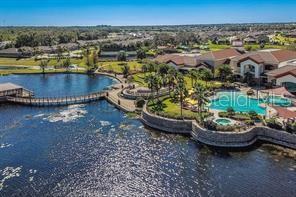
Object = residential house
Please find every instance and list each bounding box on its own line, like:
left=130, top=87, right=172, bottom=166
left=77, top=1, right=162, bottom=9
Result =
left=231, top=49, right=296, bottom=85
left=266, top=61, right=296, bottom=92
left=155, top=54, right=211, bottom=72
left=197, top=48, right=242, bottom=68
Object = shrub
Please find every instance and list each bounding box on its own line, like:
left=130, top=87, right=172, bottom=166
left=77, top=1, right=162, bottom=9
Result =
left=218, top=111, right=229, bottom=118
left=244, top=119, right=255, bottom=126
left=286, top=122, right=296, bottom=134
left=227, top=107, right=235, bottom=116
left=135, top=97, right=146, bottom=108
left=204, top=120, right=217, bottom=130
left=247, top=89, right=255, bottom=96
left=266, top=118, right=283, bottom=130
left=248, top=111, right=261, bottom=122
left=216, top=125, right=236, bottom=132
left=232, top=114, right=251, bottom=121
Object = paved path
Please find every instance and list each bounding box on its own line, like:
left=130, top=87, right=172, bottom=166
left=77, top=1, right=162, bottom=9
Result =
left=95, top=71, right=137, bottom=112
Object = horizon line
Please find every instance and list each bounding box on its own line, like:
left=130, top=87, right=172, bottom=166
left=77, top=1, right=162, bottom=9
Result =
left=0, top=21, right=296, bottom=28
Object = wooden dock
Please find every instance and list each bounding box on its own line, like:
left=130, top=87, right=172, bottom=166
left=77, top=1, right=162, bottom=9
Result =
left=6, top=92, right=106, bottom=106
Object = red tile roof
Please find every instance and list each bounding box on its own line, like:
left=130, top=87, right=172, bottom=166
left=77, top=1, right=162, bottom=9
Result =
left=155, top=54, right=200, bottom=67
left=273, top=107, right=296, bottom=119
left=233, top=50, right=296, bottom=65
left=198, top=48, right=241, bottom=61
left=266, top=65, right=296, bottom=78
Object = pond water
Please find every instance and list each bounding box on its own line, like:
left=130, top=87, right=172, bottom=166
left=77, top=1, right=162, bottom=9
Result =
left=0, top=73, right=117, bottom=97
left=0, top=74, right=295, bottom=196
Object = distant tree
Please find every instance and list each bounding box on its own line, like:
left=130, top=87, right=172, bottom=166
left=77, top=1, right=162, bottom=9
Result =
left=141, top=64, right=148, bottom=73
left=39, top=60, right=49, bottom=74
left=136, top=49, right=146, bottom=59
left=63, top=58, right=71, bottom=72
left=92, top=50, right=99, bottom=70
left=244, top=45, right=253, bottom=51
left=121, top=64, right=130, bottom=78
left=117, top=51, right=127, bottom=61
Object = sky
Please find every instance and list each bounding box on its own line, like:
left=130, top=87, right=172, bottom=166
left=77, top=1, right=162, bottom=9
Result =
left=0, top=0, right=295, bottom=26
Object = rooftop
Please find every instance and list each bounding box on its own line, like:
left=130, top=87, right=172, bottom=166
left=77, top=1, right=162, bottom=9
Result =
left=0, top=83, right=23, bottom=92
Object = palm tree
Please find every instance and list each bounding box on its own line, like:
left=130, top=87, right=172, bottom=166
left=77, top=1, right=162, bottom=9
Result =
left=167, top=67, right=177, bottom=95
left=141, top=64, right=148, bottom=74
left=39, top=60, right=49, bottom=74
left=145, top=73, right=162, bottom=102
left=194, top=84, right=209, bottom=117
left=214, top=64, right=232, bottom=82
left=189, top=69, right=198, bottom=87
left=92, top=50, right=99, bottom=70
left=197, top=69, right=213, bottom=85
left=121, top=64, right=130, bottom=78
left=174, top=73, right=188, bottom=118
left=63, top=58, right=71, bottom=72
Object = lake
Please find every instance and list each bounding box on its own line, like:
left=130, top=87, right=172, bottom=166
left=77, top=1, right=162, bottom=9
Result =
left=0, top=74, right=295, bottom=196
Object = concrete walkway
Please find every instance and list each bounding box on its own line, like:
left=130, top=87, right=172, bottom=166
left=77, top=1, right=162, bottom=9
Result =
left=95, top=71, right=137, bottom=112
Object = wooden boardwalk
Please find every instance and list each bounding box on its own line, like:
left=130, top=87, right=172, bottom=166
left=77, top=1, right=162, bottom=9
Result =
left=6, top=92, right=106, bottom=106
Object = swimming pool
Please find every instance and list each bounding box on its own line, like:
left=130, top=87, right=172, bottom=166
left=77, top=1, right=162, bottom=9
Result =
left=210, top=91, right=292, bottom=115
left=214, top=118, right=232, bottom=126
left=265, top=96, right=292, bottom=107
left=210, top=91, right=266, bottom=114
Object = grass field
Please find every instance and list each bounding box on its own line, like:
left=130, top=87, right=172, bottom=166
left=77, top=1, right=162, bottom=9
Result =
left=100, top=61, right=143, bottom=73
left=148, top=97, right=197, bottom=119
left=271, top=35, right=296, bottom=45
left=0, top=68, right=86, bottom=75
left=131, top=73, right=147, bottom=86
left=184, top=75, right=223, bottom=90
left=0, top=57, right=86, bottom=67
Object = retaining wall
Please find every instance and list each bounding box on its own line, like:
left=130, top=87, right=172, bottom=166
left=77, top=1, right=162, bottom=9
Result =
left=141, top=105, right=296, bottom=149
left=141, top=106, right=192, bottom=134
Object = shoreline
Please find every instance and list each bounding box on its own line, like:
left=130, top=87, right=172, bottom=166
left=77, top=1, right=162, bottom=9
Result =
left=1, top=71, right=296, bottom=151
left=141, top=104, right=296, bottom=150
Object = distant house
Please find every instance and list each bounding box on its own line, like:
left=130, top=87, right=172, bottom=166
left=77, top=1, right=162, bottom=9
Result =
left=155, top=54, right=212, bottom=72
left=196, top=48, right=242, bottom=68
left=35, top=46, right=56, bottom=54
left=99, top=51, right=137, bottom=60
left=244, top=36, right=257, bottom=44
left=0, top=48, right=21, bottom=58
left=58, top=43, right=80, bottom=51
left=0, top=47, right=34, bottom=58
left=231, top=49, right=296, bottom=85
left=231, top=39, right=244, bottom=47
left=0, top=41, right=13, bottom=50
left=266, top=62, right=296, bottom=92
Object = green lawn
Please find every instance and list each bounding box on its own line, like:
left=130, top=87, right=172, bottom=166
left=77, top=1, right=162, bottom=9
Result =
left=207, top=43, right=231, bottom=51
left=0, top=68, right=85, bottom=75
left=271, top=35, right=296, bottom=45
left=148, top=97, right=197, bottom=119
left=100, top=61, right=143, bottom=74
left=0, top=57, right=86, bottom=67
left=244, top=44, right=286, bottom=51
left=131, top=73, right=148, bottom=87
left=184, top=76, right=223, bottom=90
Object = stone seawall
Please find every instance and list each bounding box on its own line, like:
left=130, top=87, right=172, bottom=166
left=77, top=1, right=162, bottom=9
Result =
left=141, top=106, right=192, bottom=134
left=192, top=123, right=296, bottom=149
left=141, top=106, right=296, bottom=150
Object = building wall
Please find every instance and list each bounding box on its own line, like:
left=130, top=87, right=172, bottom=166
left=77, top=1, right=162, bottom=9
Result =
left=276, top=74, right=296, bottom=86
left=240, top=59, right=263, bottom=78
